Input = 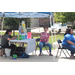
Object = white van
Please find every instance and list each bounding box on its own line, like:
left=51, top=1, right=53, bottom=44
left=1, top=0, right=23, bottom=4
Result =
left=49, top=23, right=67, bottom=33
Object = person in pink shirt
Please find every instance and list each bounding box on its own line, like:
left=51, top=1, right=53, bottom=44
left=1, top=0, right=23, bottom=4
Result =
left=39, top=26, right=53, bottom=56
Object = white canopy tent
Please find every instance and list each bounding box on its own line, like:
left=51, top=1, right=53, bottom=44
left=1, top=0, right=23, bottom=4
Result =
left=0, top=12, right=55, bottom=61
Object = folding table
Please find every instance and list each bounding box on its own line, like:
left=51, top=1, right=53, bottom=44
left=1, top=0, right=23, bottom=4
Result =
left=9, top=39, right=36, bottom=54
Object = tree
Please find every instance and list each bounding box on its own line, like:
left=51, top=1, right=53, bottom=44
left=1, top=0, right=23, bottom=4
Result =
left=4, top=18, right=19, bottom=36
left=62, top=12, right=75, bottom=28
left=4, top=18, right=19, bottom=29
left=4, top=18, right=31, bottom=36
left=54, top=12, right=65, bottom=24
left=54, top=12, right=75, bottom=28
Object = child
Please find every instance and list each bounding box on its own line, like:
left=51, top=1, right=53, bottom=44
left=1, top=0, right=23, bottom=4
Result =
left=39, top=26, right=53, bottom=56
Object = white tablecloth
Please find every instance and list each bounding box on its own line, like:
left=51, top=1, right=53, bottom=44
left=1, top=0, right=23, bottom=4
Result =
left=9, top=39, right=36, bottom=54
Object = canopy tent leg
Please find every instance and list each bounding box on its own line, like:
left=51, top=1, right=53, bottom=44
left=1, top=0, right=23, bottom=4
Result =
left=53, top=17, right=56, bottom=42
left=50, top=15, right=53, bottom=45
left=50, top=15, right=55, bottom=62
left=18, top=18, right=20, bottom=28
left=1, top=16, right=4, bottom=40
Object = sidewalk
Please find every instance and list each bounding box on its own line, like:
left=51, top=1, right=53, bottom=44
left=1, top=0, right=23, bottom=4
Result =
left=0, top=50, right=58, bottom=62
left=0, top=50, right=75, bottom=62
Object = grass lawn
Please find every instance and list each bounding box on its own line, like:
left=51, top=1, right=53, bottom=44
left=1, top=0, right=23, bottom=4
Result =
left=0, top=31, right=68, bottom=50
left=34, top=34, right=64, bottom=50
left=34, top=34, right=64, bottom=45
left=73, top=29, right=75, bottom=31
left=0, top=32, right=18, bottom=36
left=15, top=34, right=65, bottom=50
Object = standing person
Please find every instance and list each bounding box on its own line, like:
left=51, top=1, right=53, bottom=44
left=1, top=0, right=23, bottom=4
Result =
left=39, top=26, right=53, bottom=56
left=1, top=29, right=16, bottom=56
left=62, top=28, right=75, bottom=58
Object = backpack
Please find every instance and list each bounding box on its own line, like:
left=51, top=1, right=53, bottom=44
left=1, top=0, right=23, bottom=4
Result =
left=18, top=52, right=30, bottom=58
left=13, top=47, right=30, bottom=58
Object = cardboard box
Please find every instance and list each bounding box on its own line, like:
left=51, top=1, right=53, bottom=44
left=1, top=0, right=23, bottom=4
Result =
left=0, top=49, right=4, bottom=56
left=0, top=50, right=2, bottom=56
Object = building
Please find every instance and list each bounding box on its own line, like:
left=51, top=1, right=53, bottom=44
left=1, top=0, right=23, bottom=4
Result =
left=30, top=18, right=53, bottom=28
left=30, top=18, right=39, bottom=28
left=39, top=18, right=50, bottom=27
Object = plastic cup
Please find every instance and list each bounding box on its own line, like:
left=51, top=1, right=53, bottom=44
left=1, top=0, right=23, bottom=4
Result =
left=22, top=35, right=25, bottom=40
left=25, top=35, right=27, bottom=39
left=19, top=35, right=22, bottom=40
left=27, top=32, right=32, bottom=39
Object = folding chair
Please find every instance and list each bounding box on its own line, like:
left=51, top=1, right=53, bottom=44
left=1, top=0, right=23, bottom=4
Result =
left=35, top=38, right=49, bottom=54
left=56, top=39, right=70, bottom=58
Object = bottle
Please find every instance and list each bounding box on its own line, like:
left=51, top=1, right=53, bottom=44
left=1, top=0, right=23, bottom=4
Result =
left=18, top=33, right=19, bottom=40
left=22, top=34, right=25, bottom=40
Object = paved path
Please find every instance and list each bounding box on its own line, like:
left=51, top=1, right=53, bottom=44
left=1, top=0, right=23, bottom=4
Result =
left=0, top=50, right=75, bottom=62
left=54, top=49, right=75, bottom=62
left=0, top=50, right=58, bottom=62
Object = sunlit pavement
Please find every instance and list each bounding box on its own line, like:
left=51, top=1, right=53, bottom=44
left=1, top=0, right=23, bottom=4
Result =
left=0, top=49, right=75, bottom=62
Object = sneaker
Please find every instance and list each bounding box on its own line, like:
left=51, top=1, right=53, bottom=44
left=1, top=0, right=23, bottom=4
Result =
left=70, top=56, right=75, bottom=59
left=49, top=53, right=53, bottom=56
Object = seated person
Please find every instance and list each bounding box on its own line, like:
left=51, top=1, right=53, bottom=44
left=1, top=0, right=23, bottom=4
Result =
left=1, top=29, right=16, bottom=56
left=62, top=28, right=75, bottom=58
left=39, top=26, right=53, bottom=56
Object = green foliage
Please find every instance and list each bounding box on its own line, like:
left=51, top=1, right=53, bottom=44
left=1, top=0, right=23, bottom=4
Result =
left=4, top=18, right=31, bottom=30
left=62, top=12, right=75, bottom=23
left=4, top=18, right=19, bottom=30
left=54, top=12, right=75, bottom=25
left=54, top=12, right=65, bottom=23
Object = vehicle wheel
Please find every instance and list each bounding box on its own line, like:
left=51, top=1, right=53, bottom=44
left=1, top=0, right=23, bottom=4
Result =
left=56, top=31, right=57, bottom=33
left=59, top=29, right=61, bottom=32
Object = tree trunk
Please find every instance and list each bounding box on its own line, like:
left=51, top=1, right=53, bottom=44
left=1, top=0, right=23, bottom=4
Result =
left=72, top=22, right=73, bottom=29
left=13, top=30, right=15, bottom=36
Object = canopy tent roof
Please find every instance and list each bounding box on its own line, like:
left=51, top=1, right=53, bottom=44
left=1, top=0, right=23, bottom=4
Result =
left=0, top=12, right=53, bottom=18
